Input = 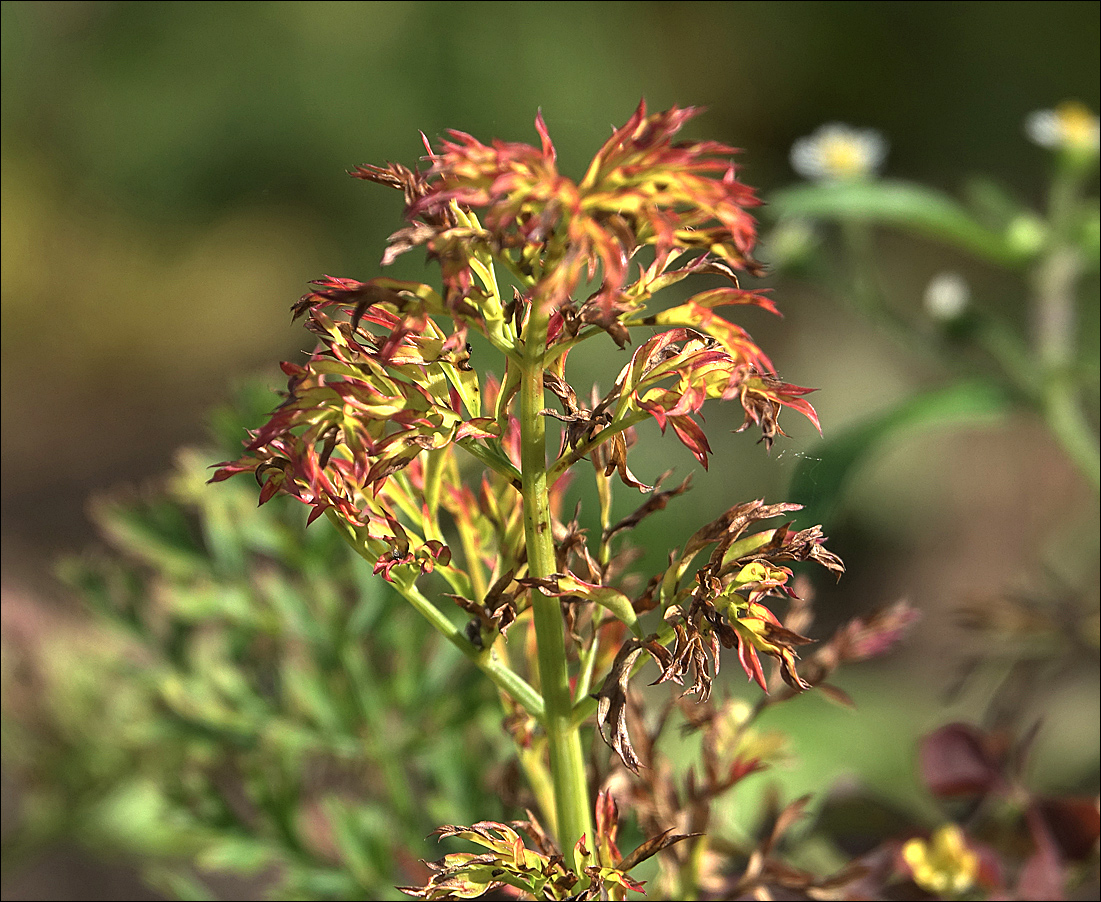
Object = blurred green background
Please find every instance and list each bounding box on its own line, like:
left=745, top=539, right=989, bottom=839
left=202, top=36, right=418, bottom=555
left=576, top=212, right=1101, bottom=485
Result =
left=2, top=1, right=1098, bottom=898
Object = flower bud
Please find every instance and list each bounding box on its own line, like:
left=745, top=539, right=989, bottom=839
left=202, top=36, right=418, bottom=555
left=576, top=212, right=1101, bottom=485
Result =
left=923, top=271, right=970, bottom=322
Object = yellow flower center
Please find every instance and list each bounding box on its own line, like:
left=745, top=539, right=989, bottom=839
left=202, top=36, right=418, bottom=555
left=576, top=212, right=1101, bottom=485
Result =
left=1054, top=101, right=1100, bottom=151
left=821, top=137, right=869, bottom=178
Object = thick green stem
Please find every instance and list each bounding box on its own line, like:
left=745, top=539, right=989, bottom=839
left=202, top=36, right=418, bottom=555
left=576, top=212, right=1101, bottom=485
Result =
left=520, top=304, right=594, bottom=867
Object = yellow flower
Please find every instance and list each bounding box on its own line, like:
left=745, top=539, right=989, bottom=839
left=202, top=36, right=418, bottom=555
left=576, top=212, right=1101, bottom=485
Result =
left=1025, top=101, right=1100, bottom=154
left=902, top=824, right=979, bottom=897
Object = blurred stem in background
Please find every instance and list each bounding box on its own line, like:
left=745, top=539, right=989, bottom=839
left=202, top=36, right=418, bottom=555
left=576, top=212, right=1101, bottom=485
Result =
left=776, top=104, right=1099, bottom=527
left=1032, top=145, right=1100, bottom=490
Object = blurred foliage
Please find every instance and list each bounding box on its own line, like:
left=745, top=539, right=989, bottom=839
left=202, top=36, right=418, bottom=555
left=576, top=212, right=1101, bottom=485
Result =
left=1, top=2, right=1099, bottom=899
left=770, top=146, right=1100, bottom=523
left=757, top=101, right=1100, bottom=796
left=2, top=389, right=511, bottom=899
left=3, top=1, right=1099, bottom=556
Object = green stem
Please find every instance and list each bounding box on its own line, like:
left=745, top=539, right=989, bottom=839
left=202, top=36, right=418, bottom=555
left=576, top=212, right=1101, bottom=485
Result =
left=676, top=834, right=707, bottom=901
left=547, top=410, right=650, bottom=485
left=516, top=737, right=559, bottom=841
left=573, top=627, right=602, bottom=701
left=520, top=303, right=594, bottom=867
left=399, top=577, right=545, bottom=720
left=1032, top=157, right=1099, bottom=493
left=837, top=216, right=944, bottom=358
left=1033, top=246, right=1080, bottom=371
left=326, top=511, right=545, bottom=720
left=457, top=436, right=522, bottom=486
left=840, top=218, right=888, bottom=322
left=1043, top=377, right=1101, bottom=492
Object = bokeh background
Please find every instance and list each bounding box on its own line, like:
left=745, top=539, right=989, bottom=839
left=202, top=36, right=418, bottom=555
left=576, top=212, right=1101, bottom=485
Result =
left=3, top=2, right=1098, bottom=898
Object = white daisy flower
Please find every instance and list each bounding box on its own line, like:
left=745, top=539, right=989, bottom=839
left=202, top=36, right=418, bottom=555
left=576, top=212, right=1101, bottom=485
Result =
left=790, top=123, right=888, bottom=182
left=1024, top=101, right=1099, bottom=154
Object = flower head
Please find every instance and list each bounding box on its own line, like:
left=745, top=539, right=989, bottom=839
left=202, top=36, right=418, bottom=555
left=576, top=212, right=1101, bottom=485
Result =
left=359, top=100, right=769, bottom=328
left=902, top=824, right=979, bottom=897
left=790, top=123, right=888, bottom=182
left=399, top=806, right=692, bottom=900
left=1025, top=101, right=1100, bottom=155
left=214, top=104, right=824, bottom=596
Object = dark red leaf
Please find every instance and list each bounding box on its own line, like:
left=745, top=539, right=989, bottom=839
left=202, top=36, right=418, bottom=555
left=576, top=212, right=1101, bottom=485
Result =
left=1035, top=796, right=1101, bottom=862
left=918, top=723, right=1004, bottom=799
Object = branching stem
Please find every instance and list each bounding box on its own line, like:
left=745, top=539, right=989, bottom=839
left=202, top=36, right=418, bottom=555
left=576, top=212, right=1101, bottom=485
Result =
left=327, top=511, right=545, bottom=720
left=520, top=300, right=594, bottom=867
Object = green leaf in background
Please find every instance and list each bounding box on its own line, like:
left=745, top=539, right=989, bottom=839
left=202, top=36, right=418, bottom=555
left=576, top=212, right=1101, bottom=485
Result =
left=789, top=378, right=1016, bottom=527
left=195, top=835, right=276, bottom=875
left=144, top=867, right=218, bottom=902
left=961, top=176, right=1030, bottom=232
left=90, top=495, right=210, bottom=582
left=10, top=389, right=509, bottom=899
left=771, top=180, right=1030, bottom=267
